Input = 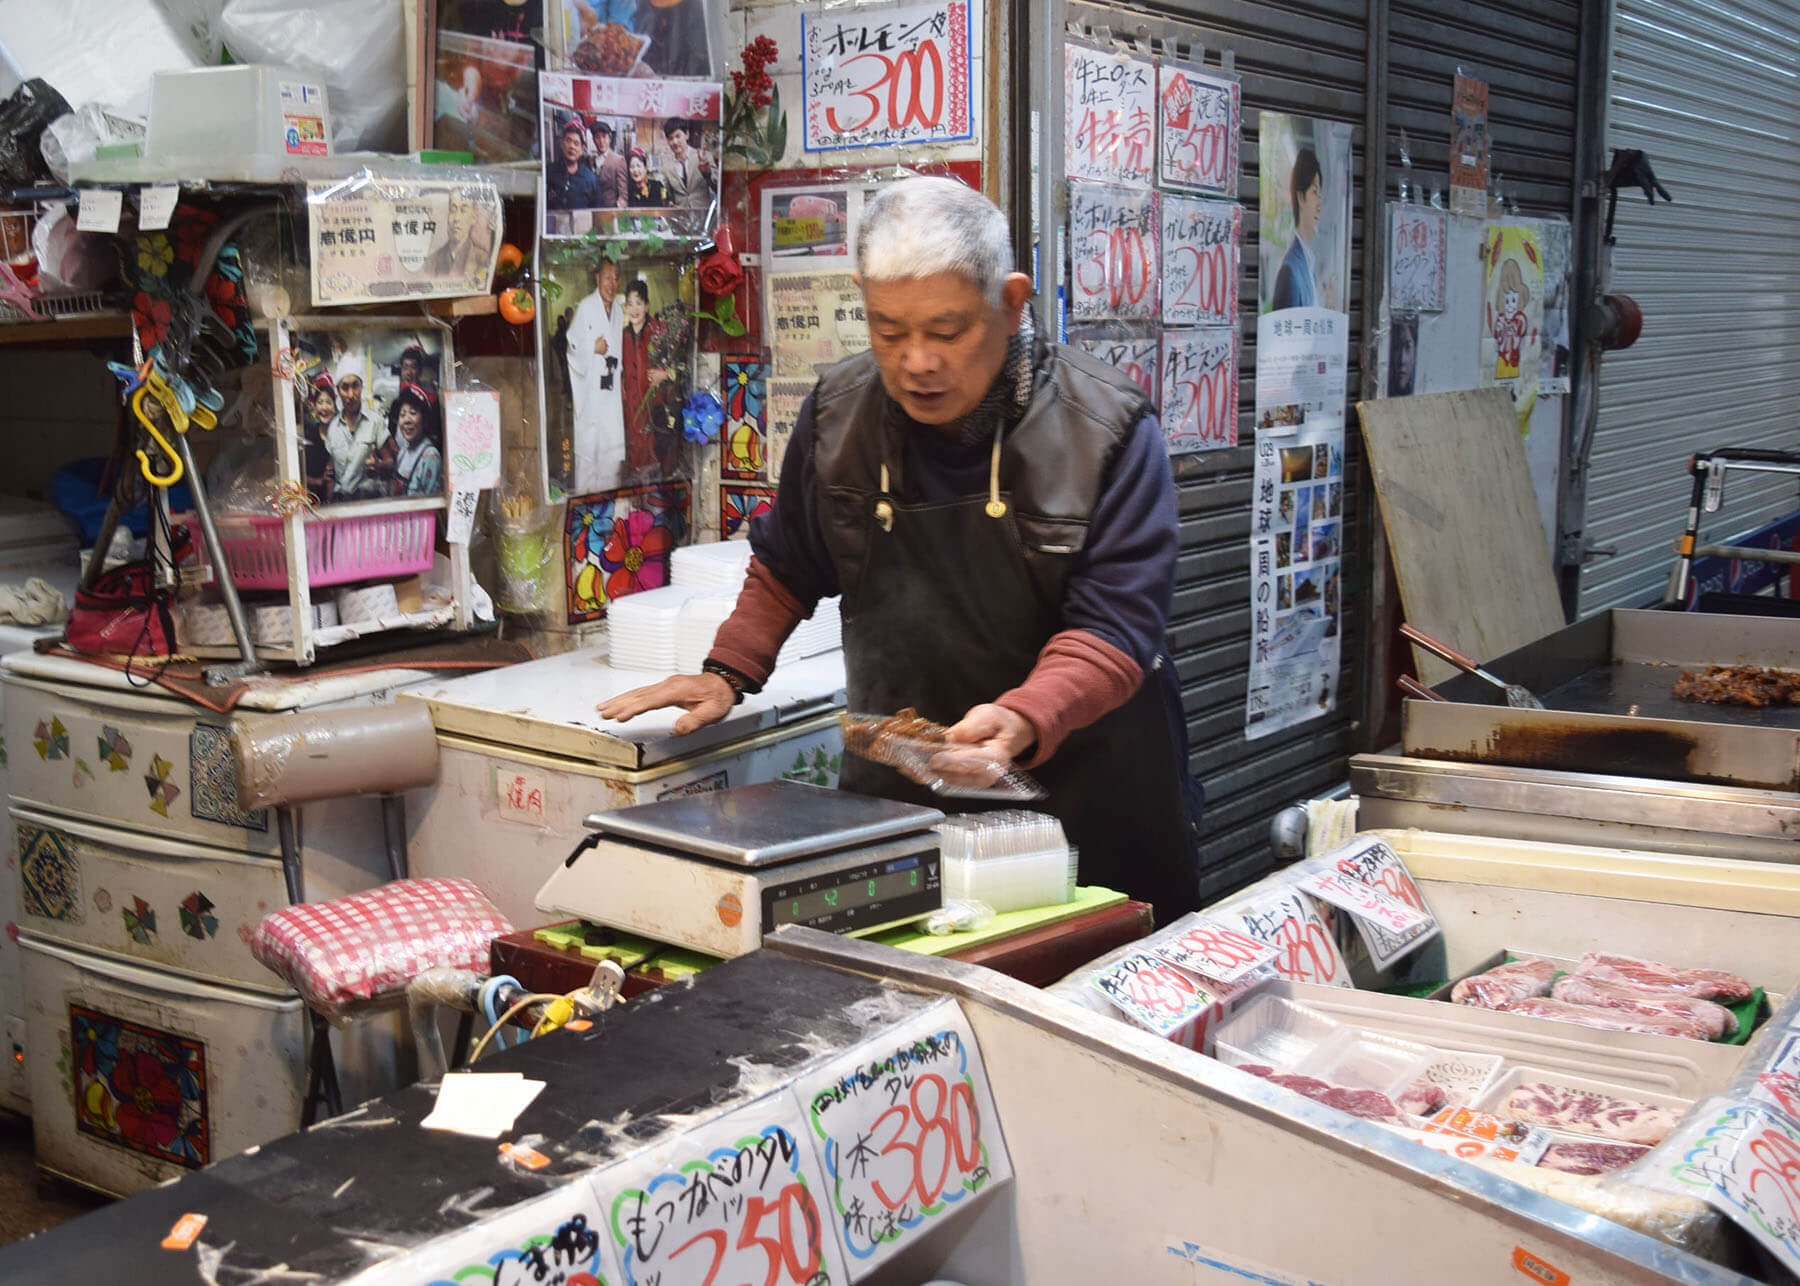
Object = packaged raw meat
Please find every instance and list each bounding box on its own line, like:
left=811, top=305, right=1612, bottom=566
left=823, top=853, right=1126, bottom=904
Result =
left=1573, top=952, right=1752, bottom=1004
left=1450, top=957, right=1557, bottom=1009
left=1537, top=1140, right=1650, bottom=1175
left=1399, top=1080, right=1450, bottom=1118
left=1237, top=1063, right=1408, bottom=1122
left=1550, top=974, right=1736, bottom=1040
left=1501, top=996, right=1708, bottom=1041
left=1501, top=1081, right=1681, bottom=1147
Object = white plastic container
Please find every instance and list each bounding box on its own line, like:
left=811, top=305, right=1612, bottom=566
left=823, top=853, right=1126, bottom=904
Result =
left=19, top=931, right=305, bottom=1196
left=1476, top=1066, right=1694, bottom=1126
left=936, top=812, right=1077, bottom=913
left=147, top=64, right=332, bottom=160
left=1306, top=1028, right=1437, bottom=1098
left=1211, top=994, right=1344, bottom=1073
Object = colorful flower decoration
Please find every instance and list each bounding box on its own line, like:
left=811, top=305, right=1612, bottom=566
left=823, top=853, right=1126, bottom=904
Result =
left=726, top=358, right=765, bottom=424
left=74, top=1004, right=209, bottom=1168
left=123, top=896, right=157, bottom=944
left=99, top=725, right=132, bottom=773
left=131, top=290, right=173, bottom=353
left=33, top=716, right=67, bottom=762
left=722, top=485, right=777, bottom=539
left=110, top=1047, right=183, bottom=1152
left=601, top=508, right=674, bottom=598
left=682, top=391, right=724, bottom=444
left=144, top=754, right=180, bottom=818
left=136, top=234, right=174, bottom=279
left=567, top=498, right=616, bottom=569
left=179, top=891, right=218, bottom=942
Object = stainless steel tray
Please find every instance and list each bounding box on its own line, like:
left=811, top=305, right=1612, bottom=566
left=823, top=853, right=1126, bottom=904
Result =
left=1404, top=609, right=1800, bottom=790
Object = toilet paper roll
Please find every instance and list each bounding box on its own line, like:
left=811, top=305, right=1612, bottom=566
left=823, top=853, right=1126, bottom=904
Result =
left=232, top=701, right=440, bottom=809
left=248, top=601, right=340, bottom=642
left=332, top=583, right=400, bottom=624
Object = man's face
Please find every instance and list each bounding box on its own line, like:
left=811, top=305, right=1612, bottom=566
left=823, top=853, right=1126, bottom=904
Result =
left=1297, top=176, right=1323, bottom=242
left=400, top=356, right=420, bottom=385
left=337, top=377, right=363, bottom=420
left=597, top=260, right=620, bottom=304
left=595, top=128, right=612, bottom=155
left=666, top=127, right=687, bottom=158
left=862, top=271, right=1029, bottom=427
left=561, top=130, right=583, bottom=164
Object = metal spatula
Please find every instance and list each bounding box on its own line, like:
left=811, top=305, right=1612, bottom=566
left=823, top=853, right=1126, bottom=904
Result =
left=1400, top=623, right=1546, bottom=709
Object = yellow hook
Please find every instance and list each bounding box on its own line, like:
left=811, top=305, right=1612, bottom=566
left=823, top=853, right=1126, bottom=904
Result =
left=130, top=381, right=186, bottom=487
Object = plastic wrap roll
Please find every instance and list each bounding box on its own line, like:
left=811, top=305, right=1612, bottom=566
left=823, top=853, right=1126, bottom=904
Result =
left=232, top=701, right=439, bottom=808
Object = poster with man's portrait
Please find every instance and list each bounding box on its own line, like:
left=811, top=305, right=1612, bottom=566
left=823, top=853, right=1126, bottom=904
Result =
left=539, top=245, right=696, bottom=499
left=308, top=178, right=502, bottom=306
left=288, top=327, right=448, bottom=506
left=540, top=73, right=723, bottom=239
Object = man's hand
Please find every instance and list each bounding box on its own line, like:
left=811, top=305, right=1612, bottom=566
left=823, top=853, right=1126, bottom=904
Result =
left=593, top=335, right=608, bottom=355
left=930, top=703, right=1037, bottom=789
left=597, top=673, right=736, bottom=737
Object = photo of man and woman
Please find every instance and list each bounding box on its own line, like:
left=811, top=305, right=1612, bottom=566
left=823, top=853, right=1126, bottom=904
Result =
left=540, top=248, right=695, bottom=497
left=294, top=331, right=446, bottom=505
left=540, top=72, right=723, bottom=238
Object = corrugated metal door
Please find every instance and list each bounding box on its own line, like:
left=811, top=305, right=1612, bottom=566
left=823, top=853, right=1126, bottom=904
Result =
left=1578, top=0, right=1800, bottom=614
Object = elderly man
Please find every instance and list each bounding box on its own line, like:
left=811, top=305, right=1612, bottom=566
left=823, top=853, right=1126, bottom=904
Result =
left=324, top=371, right=384, bottom=499
left=602, top=178, right=1202, bottom=921
left=565, top=255, right=626, bottom=491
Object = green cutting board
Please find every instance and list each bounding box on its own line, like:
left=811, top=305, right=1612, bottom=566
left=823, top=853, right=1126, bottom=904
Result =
left=870, top=886, right=1129, bottom=956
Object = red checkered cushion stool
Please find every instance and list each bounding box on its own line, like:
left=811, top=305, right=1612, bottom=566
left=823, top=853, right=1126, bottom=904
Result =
left=252, top=878, right=512, bottom=1123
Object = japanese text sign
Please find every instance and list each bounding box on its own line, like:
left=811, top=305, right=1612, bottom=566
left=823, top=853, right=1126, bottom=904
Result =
left=1153, top=917, right=1280, bottom=986
left=1162, top=196, right=1240, bottom=327
left=1161, top=327, right=1239, bottom=453
left=1228, top=887, right=1351, bottom=987
left=1157, top=62, right=1240, bottom=195
left=1389, top=203, right=1447, bottom=312
left=1318, top=835, right=1440, bottom=969
left=1065, top=43, right=1155, bottom=186
left=1068, top=181, right=1159, bottom=322
left=1092, top=952, right=1215, bottom=1036
left=802, top=1, right=975, bottom=152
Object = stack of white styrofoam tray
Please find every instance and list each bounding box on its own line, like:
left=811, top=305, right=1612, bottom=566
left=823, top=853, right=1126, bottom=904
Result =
left=1272, top=979, right=1747, bottom=1100
left=672, top=540, right=753, bottom=593
left=607, top=585, right=704, bottom=672
left=675, top=594, right=737, bottom=674
left=778, top=596, right=842, bottom=665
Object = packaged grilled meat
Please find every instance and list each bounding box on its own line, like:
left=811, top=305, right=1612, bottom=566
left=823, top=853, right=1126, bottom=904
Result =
left=1450, top=957, right=1557, bottom=1009
left=1501, top=1081, right=1681, bottom=1147
left=1551, top=974, right=1736, bottom=1040
left=839, top=709, right=1046, bottom=800
left=1502, top=996, right=1708, bottom=1041
left=1573, top=952, right=1752, bottom=1004
left=1537, top=1140, right=1651, bottom=1175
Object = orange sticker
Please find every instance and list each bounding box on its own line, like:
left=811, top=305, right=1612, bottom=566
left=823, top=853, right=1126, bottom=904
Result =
left=162, top=1212, right=208, bottom=1251
left=499, top=1142, right=550, bottom=1170
left=1512, top=1246, right=1570, bottom=1286
left=716, top=892, right=743, bottom=928
left=565, top=1019, right=593, bottom=1032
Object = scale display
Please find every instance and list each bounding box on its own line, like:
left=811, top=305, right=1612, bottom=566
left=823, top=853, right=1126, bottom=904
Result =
left=762, top=852, right=941, bottom=935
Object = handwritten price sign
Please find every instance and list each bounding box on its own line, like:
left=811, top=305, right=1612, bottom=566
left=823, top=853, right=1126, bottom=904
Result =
left=1657, top=1103, right=1800, bottom=1275
left=390, top=1184, right=621, bottom=1286
left=1162, top=196, right=1240, bottom=327
left=1390, top=204, right=1447, bottom=312
left=601, top=1094, right=848, bottom=1286
left=1064, top=43, right=1155, bottom=186
left=1157, top=63, right=1239, bottom=195
left=795, top=999, right=1010, bottom=1277
left=802, top=1, right=974, bottom=152
left=1154, top=917, right=1279, bottom=985
left=1297, top=866, right=1431, bottom=938
left=1092, top=952, right=1215, bottom=1035
left=1068, top=181, right=1159, bottom=322
left=1319, top=836, right=1439, bottom=969
left=1161, top=327, right=1238, bottom=452
left=1229, top=888, right=1351, bottom=988
left=1074, top=335, right=1157, bottom=406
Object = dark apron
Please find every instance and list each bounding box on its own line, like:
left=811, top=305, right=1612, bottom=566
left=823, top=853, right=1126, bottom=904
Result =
left=835, top=488, right=1202, bottom=924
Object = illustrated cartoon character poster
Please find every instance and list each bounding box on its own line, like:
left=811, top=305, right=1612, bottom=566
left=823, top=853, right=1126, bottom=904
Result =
left=1480, top=222, right=1543, bottom=434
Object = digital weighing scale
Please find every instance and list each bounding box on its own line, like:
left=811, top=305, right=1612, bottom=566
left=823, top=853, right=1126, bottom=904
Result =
left=534, top=780, right=945, bottom=957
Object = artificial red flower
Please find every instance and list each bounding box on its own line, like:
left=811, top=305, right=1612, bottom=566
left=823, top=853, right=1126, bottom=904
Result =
left=110, top=1049, right=184, bottom=1153
left=695, top=225, right=743, bottom=299
left=600, top=508, right=672, bottom=599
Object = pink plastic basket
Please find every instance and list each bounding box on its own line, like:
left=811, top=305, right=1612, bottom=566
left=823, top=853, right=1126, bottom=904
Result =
left=179, top=510, right=437, bottom=590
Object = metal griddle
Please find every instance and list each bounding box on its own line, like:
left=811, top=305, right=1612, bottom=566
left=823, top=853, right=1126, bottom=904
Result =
left=1403, top=609, right=1800, bottom=790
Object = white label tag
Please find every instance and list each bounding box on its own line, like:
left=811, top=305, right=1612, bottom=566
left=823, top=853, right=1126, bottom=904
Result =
left=139, top=185, right=180, bottom=231
left=76, top=189, right=123, bottom=234
left=447, top=489, right=479, bottom=545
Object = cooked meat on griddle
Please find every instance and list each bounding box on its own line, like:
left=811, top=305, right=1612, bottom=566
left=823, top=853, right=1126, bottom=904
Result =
left=1672, top=663, right=1800, bottom=707
left=840, top=708, right=950, bottom=760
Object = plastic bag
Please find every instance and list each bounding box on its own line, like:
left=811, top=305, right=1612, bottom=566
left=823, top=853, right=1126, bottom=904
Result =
left=839, top=709, right=1046, bottom=801
left=28, top=202, right=114, bottom=294
left=493, top=491, right=559, bottom=615
left=250, top=877, right=512, bottom=1022
left=40, top=103, right=145, bottom=185
left=218, top=0, right=407, bottom=153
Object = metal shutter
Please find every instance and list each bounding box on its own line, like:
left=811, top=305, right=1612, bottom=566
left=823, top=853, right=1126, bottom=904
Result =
left=1578, top=0, right=1800, bottom=614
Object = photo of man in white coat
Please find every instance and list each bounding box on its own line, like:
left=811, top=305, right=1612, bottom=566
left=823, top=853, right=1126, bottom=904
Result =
left=565, top=256, right=626, bottom=492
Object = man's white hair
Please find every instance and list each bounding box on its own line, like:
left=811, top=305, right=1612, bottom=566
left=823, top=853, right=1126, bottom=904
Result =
left=856, top=177, right=1013, bottom=305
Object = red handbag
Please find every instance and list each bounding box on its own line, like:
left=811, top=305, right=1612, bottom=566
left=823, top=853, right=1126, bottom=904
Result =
left=65, top=560, right=177, bottom=662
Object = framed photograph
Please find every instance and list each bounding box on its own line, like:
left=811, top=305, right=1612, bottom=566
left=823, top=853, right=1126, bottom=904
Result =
left=539, top=72, right=723, bottom=239
left=279, top=322, right=453, bottom=507
left=307, top=176, right=502, bottom=306
left=537, top=243, right=697, bottom=499
left=545, top=0, right=715, bottom=80
left=435, top=30, right=540, bottom=163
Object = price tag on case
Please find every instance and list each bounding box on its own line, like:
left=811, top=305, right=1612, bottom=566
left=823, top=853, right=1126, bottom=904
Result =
left=1092, top=952, right=1214, bottom=1034
left=598, top=1090, right=849, bottom=1286
left=790, top=997, right=1011, bottom=1277
left=139, top=185, right=181, bottom=232
left=1228, top=887, right=1352, bottom=987
left=1153, top=917, right=1279, bottom=985
left=76, top=188, right=123, bottom=234
left=1310, top=836, right=1441, bottom=970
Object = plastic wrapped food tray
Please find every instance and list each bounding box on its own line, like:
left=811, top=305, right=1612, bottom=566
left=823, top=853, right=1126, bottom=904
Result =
left=1212, top=994, right=1345, bottom=1073
left=839, top=709, right=1046, bottom=801
left=1308, top=1028, right=1438, bottom=1099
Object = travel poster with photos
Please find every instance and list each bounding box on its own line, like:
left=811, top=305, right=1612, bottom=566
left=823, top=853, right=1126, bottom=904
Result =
left=1247, top=414, right=1344, bottom=738
left=540, top=72, right=723, bottom=240
left=284, top=324, right=450, bottom=506
left=538, top=244, right=697, bottom=500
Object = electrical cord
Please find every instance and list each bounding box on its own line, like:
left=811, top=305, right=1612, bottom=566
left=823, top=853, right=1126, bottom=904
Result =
left=469, top=992, right=560, bottom=1064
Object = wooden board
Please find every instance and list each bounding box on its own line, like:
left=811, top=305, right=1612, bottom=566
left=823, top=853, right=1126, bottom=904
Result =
left=1358, top=388, right=1564, bottom=685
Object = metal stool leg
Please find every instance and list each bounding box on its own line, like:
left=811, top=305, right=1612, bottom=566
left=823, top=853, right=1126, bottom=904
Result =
left=280, top=804, right=345, bottom=1125
left=380, top=793, right=409, bottom=882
